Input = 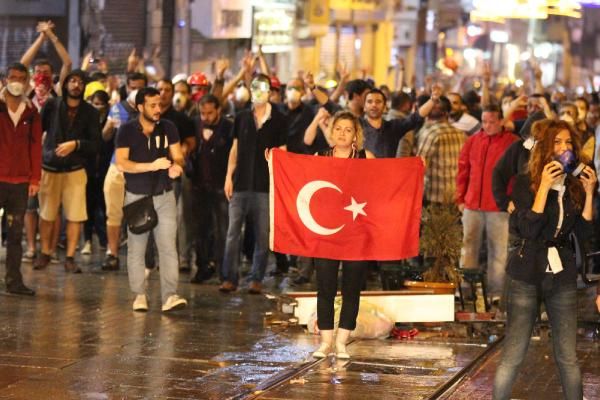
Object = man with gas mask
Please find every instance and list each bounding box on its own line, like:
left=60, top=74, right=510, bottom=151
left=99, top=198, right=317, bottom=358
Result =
left=219, top=74, right=287, bottom=294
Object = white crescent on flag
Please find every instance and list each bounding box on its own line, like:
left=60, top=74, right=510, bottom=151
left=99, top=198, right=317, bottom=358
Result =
left=296, top=180, right=345, bottom=236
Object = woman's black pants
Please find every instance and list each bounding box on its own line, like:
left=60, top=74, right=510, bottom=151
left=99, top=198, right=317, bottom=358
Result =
left=315, top=258, right=368, bottom=330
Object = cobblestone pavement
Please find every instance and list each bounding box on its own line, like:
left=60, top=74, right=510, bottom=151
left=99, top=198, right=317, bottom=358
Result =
left=0, top=248, right=598, bottom=399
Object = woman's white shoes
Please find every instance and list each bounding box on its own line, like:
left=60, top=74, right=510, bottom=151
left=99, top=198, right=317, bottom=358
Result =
left=312, top=343, right=333, bottom=358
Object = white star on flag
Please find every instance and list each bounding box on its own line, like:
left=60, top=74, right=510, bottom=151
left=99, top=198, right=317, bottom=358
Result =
left=344, top=197, right=367, bottom=221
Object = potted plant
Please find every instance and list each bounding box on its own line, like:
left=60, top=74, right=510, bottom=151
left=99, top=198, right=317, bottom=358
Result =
left=403, top=201, right=462, bottom=294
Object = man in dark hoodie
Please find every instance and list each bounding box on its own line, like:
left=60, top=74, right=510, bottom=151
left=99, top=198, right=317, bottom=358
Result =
left=34, top=70, right=100, bottom=273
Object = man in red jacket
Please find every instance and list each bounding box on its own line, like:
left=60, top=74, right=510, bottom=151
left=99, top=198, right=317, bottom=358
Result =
left=456, top=104, right=518, bottom=307
left=0, top=63, right=42, bottom=296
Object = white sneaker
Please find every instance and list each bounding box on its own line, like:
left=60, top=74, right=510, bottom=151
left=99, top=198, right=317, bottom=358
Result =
left=161, top=295, right=187, bottom=312
left=132, top=294, right=148, bottom=312
left=81, top=240, right=92, bottom=255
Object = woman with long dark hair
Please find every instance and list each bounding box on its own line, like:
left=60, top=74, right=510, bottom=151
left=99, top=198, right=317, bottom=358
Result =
left=493, top=119, right=597, bottom=399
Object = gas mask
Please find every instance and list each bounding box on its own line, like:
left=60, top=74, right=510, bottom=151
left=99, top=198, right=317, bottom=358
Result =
left=250, top=80, right=270, bottom=105
left=555, top=149, right=586, bottom=177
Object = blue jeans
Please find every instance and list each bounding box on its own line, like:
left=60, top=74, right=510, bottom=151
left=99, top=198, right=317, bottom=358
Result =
left=221, top=192, right=269, bottom=285
left=493, top=276, right=582, bottom=400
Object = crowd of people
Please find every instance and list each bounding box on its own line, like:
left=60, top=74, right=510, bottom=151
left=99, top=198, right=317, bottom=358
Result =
left=1, top=20, right=600, bottom=394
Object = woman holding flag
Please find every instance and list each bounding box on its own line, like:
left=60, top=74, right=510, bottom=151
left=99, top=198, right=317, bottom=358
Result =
left=310, top=110, right=374, bottom=359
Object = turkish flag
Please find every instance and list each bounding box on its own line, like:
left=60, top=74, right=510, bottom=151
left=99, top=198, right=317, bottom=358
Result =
left=268, top=149, right=425, bottom=261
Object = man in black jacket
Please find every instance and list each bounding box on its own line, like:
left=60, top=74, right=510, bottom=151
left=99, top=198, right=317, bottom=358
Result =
left=34, top=70, right=100, bottom=273
left=189, top=94, right=233, bottom=283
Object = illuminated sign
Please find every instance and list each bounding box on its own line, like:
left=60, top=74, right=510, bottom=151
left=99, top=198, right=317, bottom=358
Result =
left=330, top=0, right=378, bottom=11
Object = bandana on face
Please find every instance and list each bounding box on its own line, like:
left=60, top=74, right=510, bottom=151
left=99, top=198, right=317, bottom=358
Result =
left=192, top=89, right=208, bottom=103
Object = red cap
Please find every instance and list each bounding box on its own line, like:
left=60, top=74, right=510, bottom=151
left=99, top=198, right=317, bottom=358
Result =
left=270, top=75, right=281, bottom=90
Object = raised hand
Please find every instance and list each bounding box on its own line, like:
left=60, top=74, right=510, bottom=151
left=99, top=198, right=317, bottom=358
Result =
left=216, top=58, right=230, bottom=79
left=337, top=61, right=350, bottom=83
left=580, top=166, right=597, bottom=195
left=304, top=71, right=315, bottom=90
left=482, top=62, right=492, bottom=84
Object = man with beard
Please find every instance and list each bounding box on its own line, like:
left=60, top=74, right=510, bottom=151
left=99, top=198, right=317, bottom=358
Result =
left=447, top=92, right=481, bottom=136
left=361, top=88, right=437, bottom=158
left=33, top=70, right=100, bottom=273
left=0, top=63, right=42, bottom=295
left=115, top=87, right=187, bottom=312
left=188, top=94, right=233, bottom=283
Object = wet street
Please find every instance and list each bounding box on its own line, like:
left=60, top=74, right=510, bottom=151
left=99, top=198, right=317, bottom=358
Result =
left=0, top=248, right=599, bottom=399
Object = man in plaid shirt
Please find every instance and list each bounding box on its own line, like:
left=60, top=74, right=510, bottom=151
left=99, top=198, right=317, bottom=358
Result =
left=416, top=96, right=466, bottom=204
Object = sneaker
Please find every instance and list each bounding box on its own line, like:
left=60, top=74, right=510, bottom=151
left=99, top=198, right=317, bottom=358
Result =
left=81, top=240, right=92, bottom=255
left=33, top=253, right=51, bottom=270
left=133, top=294, right=148, bottom=312
left=22, top=250, right=35, bottom=263
left=144, top=268, right=152, bottom=280
left=64, top=257, right=82, bottom=273
left=101, top=254, right=120, bottom=271
left=248, top=281, right=262, bottom=295
left=161, top=295, right=187, bottom=312
left=50, top=253, right=60, bottom=264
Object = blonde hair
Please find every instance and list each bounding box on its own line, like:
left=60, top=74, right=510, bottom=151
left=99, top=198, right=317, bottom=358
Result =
left=326, top=110, right=364, bottom=150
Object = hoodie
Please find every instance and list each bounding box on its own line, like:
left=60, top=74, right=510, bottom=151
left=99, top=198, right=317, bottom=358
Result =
left=40, top=70, right=100, bottom=172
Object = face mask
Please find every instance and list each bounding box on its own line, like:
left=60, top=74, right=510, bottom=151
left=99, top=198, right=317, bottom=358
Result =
left=173, top=92, right=188, bottom=110
left=559, top=114, right=575, bottom=126
left=234, top=86, right=250, bottom=103
left=6, top=81, right=24, bottom=97
left=286, top=88, right=301, bottom=103
left=127, top=89, right=138, bottom=108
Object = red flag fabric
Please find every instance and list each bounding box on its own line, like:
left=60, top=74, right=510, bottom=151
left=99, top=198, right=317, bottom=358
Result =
left=268, top=149, right=425, bottom=261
